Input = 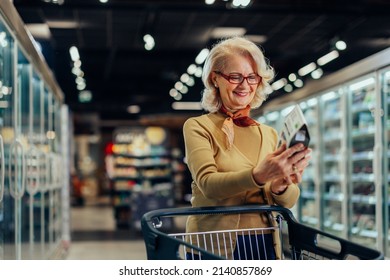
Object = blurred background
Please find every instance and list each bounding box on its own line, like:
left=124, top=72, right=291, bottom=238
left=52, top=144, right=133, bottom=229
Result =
left=0, top=0, right=389, bottom=259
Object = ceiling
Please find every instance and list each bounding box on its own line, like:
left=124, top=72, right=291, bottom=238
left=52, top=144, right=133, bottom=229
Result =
left=12, top=0, right=390, bottom=134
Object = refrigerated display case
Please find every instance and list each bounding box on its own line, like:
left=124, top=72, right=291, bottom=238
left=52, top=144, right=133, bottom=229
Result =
left=297, top=98, right=321, bottom=228
left=1, top=15, right=18, bottom=260
left=0, top=1, right=70, bottom=259
left=381, top=67, right=390, bottom=257
left=319, top=89, right=348, bottom=238
left=255, top=47, right=390, bottom=257
left=346, top=74, right=378, bottom=248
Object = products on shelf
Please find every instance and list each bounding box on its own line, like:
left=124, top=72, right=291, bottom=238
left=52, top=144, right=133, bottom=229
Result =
left=109, top=126, right=175, bottom=229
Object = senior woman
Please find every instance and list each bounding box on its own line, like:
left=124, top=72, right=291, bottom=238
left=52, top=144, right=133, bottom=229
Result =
left=182, top=36, right=311, bottom=260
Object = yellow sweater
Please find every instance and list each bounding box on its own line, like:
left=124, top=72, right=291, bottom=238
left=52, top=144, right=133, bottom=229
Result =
left=183, top=111, right=300, bottom=259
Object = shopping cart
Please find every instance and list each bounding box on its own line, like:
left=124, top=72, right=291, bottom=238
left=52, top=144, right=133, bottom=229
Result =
left=141, top=205, right=384, bottom=260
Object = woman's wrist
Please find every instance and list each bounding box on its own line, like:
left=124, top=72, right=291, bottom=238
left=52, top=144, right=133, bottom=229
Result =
left=271, top=182, right=288, bottom=195
left=252, top=168, right=265, bottom=186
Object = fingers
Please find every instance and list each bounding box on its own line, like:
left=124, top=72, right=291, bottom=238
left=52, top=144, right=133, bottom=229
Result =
left=286, top=143, right=306, bottom=158
left=293, top=152, right=312, bottom=172
left=290, top=171, right=302, bottom=184
left=273, top=141, right=287, bottom=156
left=285, top=176, right=293, bottom=185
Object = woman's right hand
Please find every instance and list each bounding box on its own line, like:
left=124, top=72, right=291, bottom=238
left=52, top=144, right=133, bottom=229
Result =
left=252, top=142, right=311, bottom=186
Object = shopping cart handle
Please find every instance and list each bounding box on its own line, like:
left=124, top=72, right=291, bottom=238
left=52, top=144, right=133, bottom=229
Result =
left=142, top=204, right=293, bottom=221
left=285, top=220, right=384, bottom=260
left=141, top=204, right=384, bottom=260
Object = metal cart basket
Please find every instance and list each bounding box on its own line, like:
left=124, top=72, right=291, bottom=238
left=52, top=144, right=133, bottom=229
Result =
left=141, top=205, right=383, bottom=260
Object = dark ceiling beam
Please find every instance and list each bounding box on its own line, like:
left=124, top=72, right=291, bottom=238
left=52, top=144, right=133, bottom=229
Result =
left=73, top=9, right=84, bottom=48
left=103, top=10, right=115, bottom=82
left=13, top=0, right=390, bottom=16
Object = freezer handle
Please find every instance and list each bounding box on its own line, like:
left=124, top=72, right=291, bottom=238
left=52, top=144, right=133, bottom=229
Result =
left=26, top=144, right=40, bottom=195
left=9, top=139, right=26, bottom=199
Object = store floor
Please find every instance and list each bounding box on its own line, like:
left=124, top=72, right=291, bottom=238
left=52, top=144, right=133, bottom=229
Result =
left=65, top=195, right=147, bottom=260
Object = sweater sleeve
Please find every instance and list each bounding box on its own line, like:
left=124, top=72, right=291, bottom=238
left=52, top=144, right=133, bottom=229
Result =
left=264, top=183, right=300, bottom=209
left=183, top=117, right=262, bottom=200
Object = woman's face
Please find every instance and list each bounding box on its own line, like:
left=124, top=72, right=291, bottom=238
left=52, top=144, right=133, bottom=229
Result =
left=212, top=54, right=258, bottom=112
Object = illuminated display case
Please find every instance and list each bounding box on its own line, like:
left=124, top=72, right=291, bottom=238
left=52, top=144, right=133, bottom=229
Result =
left=0, top=2, right=70, bottom=259
left=256, top=47, right=390, bottom=257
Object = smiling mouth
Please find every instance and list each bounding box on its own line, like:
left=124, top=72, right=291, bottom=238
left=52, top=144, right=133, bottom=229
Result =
left=234, top=91, right=249, bottom=97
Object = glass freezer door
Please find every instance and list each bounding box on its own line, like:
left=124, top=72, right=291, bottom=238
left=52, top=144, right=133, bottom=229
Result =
left=29, top=71, right=44, bottom=259
left=298, top=98, right=320, bottom=228
left=0, top=23, right=16, bottom=260
left=16, top=51, right=31, bottom=259
left=346, top=75, right=378, bottom=250
left=382, top=69, right=390, bottom=256
left=319, top=89, right=347, bottom=238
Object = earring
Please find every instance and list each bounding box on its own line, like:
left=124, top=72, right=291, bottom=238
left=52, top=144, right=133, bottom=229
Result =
left=214, top=83, right=218, bottom=88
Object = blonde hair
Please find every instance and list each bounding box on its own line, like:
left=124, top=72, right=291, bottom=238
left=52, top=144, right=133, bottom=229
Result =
left=201, top=36, right=275, bottom=113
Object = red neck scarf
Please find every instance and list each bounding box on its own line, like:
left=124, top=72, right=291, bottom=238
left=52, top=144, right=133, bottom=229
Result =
left=219, top=105, right=259, bottom=150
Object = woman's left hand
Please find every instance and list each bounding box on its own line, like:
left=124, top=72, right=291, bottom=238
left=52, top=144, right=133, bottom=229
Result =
left=270, top=154, right=310, bottom=194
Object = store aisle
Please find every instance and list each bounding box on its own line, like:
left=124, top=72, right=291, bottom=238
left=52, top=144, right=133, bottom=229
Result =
left=65, top=196, right=147, bottom=260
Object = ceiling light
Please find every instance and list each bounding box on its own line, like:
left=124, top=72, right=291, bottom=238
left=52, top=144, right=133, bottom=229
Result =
left=77, top=83, right=86, bottom=91
left=335, top=40, right=347, bottom=51
left=26, top=24, right=51, bottom=39
left=169, top=88, right=179, bottom=98
left=143, top=34, right=155, bottom=51
left=69, top=46, right=88, bottom=93
left=211, top=27, right=246, bottom=38
left=127, top=105, right=140, bottom=114
left=179, top=85, right=189, bottom=94
left=174, top=81, right=184, bottom=91
left=75, top=77, right=85, bottom=85
left=185, top=77, right=195, bottom=87
left=195, top=48, right=209, bottom=65
left=284, top=84, right=293, bottom=92
left=232, top=0, right=252, bottom=8
left=180, top=73, right=190, bottom=83
left=99, top=0, right=109, bottom=3
left=317, top=50, right=339, bottom=66
left=205, top=0, right=215, bottom=4
left=271, top=78, right=287, bottom=91
left=288, top=73, right=297, bottom=82
left=43, top=0, right=65, bottom=5
left=78, top=90, right=92, bottom=103
left=293, top=79, right=304, bottom=88
left=187, top=64, right=197, bottom=75
left=298, top=62, right=316, bottom=76
left=244, top=35, right=267, bottom=44
left=311, top=68, right=323, bottom=79
left=172, top=102, right=202, bottom=110
left=173, top=92, right=182, bottom=100
left=194, top=67, right=203, bottom=78
left=71, top=66, right=79, bottom=75
left=46, top=20, right=78, bottom=29
left=69, top=46, right=80, bottom=62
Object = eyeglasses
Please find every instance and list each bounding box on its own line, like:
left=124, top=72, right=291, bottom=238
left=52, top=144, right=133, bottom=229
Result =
left=214, top=71, right=262, bottom=85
